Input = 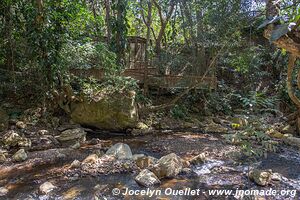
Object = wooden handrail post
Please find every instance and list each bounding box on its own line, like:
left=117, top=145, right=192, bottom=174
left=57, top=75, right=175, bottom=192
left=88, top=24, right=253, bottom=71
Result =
left=143, top=61, right=149, bottom=95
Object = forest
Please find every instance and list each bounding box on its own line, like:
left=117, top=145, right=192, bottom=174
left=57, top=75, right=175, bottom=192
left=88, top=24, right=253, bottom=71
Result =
left=0, top=0, right=300, bottom=199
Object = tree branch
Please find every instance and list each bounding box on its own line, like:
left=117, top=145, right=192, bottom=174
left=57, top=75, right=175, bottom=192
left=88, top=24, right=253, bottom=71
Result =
left=287, top=54, right=300, bottom=108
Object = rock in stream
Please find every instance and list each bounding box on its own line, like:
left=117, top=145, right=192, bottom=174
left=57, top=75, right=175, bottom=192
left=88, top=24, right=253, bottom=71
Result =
left=135, top=169, right=161, bottom=187
left=106, top=143, right=133, bottom=159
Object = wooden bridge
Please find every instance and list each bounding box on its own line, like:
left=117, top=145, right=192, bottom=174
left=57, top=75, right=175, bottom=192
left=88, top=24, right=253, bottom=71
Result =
left=70, top=67, right=217, bottom=89
left=70, top=36, right=217, bottom=89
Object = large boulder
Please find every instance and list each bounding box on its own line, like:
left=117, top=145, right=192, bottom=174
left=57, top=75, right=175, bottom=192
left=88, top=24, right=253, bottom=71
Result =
left=70, top=91, right=138, bottom=131
left=0, top=108, right=9, bottom=132
left=150, top=153, right=183, bottom=178
left=106, top=143, right=133, bottom=159
left=135, top=169, right=161, bottom=187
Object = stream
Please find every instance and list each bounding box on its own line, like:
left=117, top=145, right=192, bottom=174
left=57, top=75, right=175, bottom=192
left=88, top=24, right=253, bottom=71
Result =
left=1, top=131, right=300, bottom=200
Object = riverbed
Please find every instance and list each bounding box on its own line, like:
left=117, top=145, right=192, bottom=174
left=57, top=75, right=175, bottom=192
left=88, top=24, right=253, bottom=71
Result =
left=1, top=131, right=300, bottom=200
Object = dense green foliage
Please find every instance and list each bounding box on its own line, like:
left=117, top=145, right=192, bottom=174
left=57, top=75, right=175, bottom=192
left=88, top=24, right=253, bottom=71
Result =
left=0, top=0, right=299, bottom=113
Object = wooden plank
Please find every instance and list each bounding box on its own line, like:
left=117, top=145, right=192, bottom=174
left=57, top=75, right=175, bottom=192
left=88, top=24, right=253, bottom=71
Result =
left=69, top=68, right=217, bottom=89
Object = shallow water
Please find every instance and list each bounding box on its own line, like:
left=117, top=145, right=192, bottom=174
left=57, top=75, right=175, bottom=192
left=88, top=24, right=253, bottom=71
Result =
left=194, top=160, right=225, bottom=175
left=1, top=131, right=300, bottom=200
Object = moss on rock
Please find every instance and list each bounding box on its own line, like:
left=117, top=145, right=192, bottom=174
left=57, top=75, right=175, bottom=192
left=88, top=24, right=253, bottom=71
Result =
left=70, top=91, right=138, bottom=131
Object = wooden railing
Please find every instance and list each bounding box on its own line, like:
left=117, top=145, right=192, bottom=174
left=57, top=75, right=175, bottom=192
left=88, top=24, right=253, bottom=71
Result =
left=70, top=67, right=217, bottom=89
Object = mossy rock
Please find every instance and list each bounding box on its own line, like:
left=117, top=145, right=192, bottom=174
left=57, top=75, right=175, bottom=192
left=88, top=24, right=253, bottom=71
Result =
left=70, top=92, right=138, bottom=131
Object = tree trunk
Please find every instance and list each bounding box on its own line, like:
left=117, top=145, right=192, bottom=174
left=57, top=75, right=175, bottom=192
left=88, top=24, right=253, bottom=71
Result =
left=264, top=0, right=300, bottom=109
left=264, top=0, right=300, bottom=56
left=35, top=0, right=44, bottom=26
left=179, top=5, right=190, bottom=47
left=181, top=1, right=196, bottom=43
left=34, top=0, right=51, bottom=87
left=104, top=0, right=111, bottom=43
left=287, top=55, right=300, bottom=108
left=144, top=0, right=153, bottom=95
left=145, top=1, right=152, bottom=62
left=3, top=4, right=13, bottom=71
left=91, top=0, right=101, bottom=39
left=115, top=0, right=124, bottom=66
left=152, top=0, right=176, bottom=57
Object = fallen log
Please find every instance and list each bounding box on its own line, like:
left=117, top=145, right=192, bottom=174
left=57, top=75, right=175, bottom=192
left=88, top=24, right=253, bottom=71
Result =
left=0, top=148, right=85, bottom=180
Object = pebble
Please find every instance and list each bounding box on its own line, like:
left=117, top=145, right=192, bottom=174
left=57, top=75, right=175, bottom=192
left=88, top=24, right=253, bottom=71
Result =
left=0, top=187, right=8, bottom=196
left=12, top=149, right=28, bottom=162
left=70, top=160, right=81, bottom=168
left=16, top=121, right=26, bottom=129
left=39, top=182, right=57, bottom=194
